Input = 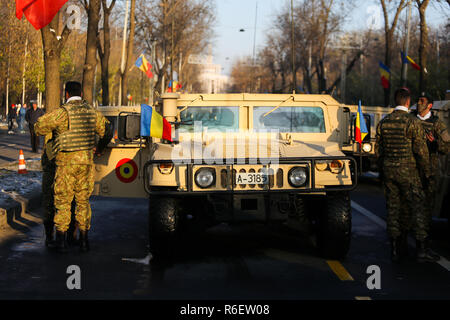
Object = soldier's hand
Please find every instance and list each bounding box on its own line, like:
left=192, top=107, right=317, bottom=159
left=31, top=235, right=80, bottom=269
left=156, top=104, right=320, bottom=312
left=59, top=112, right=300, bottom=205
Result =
left=426, top=132, right=435, bottom=143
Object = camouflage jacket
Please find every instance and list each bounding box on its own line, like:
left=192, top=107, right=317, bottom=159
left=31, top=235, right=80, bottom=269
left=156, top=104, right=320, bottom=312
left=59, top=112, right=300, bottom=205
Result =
left=412, top=111, right=450, bottom=174
left=375, top=109, right=431, bottom=178
left=34, top=100, right=109, bottom=166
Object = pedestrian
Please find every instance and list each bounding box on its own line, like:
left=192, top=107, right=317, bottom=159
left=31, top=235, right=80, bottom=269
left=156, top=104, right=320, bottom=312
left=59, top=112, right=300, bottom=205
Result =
left=25, top=101, right=44, bottom=153
left=7, top=104, right=17, bottom=134
left=375, top=88, right=438, bottom=263
left=412, top=92, right=450, bottom=237
left=34, top=81, right=112, bottom=253
left=17, top=103, right=27, bottom=133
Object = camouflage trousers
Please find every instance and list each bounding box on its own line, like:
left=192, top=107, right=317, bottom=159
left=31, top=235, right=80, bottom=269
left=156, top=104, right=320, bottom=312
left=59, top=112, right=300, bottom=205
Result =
left=42, top=168, right=56, bottom=227
left=382, top=166, right=428, bottom=242
left=54, top=164, right=94, bottom=232
left=422, top=174, right=438, bottom=233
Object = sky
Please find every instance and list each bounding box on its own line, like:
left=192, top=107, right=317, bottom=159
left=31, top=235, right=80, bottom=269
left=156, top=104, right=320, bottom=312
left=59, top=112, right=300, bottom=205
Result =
left=213, top=0, right=449, bottom=76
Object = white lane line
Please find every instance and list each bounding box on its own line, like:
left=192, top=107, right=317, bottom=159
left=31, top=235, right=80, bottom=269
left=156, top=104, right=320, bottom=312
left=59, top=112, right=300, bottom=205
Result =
left=351, top=201, right=450, bottom=272
left=351, top=201, right=386, bottom=229
left=437, top=257, right=450, bottom=272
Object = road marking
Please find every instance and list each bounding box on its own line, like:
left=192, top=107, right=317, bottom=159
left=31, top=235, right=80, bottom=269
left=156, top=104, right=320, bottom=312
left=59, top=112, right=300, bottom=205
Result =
left=351, top=201, right=386, bottom=229
left=355, top=296, right=372, bottom=300
left=327, top=261, right=354, bottom=281
left=351, top=201, right=450, bottom=272
left=437, top=257, right=450, bottom=272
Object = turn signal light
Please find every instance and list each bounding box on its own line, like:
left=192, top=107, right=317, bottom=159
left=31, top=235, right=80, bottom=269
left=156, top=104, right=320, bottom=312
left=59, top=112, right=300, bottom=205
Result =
left=329, top=160, right=344, bottom=174
left=158, top=163, right=174, bottom=174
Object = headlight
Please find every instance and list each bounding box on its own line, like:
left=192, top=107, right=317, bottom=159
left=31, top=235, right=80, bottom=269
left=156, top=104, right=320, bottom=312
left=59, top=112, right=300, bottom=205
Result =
left=195, top=168, right=216, bottom=189
left=362, top=143, right=373, bottom=153
left=316, top=161, right=329, bottom=171
left=288, top=167, right=308, bottom=187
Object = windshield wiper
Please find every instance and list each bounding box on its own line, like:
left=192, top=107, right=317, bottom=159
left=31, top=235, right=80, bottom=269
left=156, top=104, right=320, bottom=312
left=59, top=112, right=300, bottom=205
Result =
left=176, top=95, right=204, bottom=121
left=263, top=95, right=294, bottom=118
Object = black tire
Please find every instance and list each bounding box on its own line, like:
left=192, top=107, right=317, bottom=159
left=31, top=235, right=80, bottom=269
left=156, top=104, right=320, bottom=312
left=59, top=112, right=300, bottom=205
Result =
left=317, top=192, right=352, bottom=259
left=287, top=195, right=311, bottom=233
left=148, top=197, right=180, bottom=257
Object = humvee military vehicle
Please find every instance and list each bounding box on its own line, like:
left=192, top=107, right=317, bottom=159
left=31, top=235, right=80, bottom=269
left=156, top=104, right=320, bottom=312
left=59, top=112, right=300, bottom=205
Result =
left=93, top=93, right=359, bottom=259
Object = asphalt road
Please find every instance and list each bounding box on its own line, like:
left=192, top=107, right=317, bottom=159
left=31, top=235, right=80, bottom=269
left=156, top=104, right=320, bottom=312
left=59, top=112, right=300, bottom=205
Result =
left=0, top=125, right=44, bottom=165
left=0, top=178, right=449, bottom=301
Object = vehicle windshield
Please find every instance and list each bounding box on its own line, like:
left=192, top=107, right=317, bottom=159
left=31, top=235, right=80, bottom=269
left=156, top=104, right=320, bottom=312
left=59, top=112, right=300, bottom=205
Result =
left=253, top=106, right=326, bottom=133
left=178, top=106, right=239, bottom=132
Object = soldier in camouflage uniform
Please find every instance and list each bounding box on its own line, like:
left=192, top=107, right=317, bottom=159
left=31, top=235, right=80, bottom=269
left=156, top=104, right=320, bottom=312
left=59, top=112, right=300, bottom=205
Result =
left=375, top=88, right=438, bottom=263
left=35, top=82, right=111, bottom=253
left=413, top=93, right=450, bottom=233
left=42, top=133, right=57, bottom=247
left=42, top=134, right=78, bottom=248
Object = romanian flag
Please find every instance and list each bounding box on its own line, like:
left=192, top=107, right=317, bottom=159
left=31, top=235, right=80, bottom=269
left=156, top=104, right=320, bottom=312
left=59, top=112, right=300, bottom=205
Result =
left=401, top=51, right=421, bottom=71
left=355, top=100, right=369, bottom=145
left=379, top=62, right=391, bottom=89
left=140, top=104, right=172, bottom=141
left=167, top=81, right=182, bottom=93
left=135, top=54, right=153, bottom=78
left=16, top=0, right=68, bottom=30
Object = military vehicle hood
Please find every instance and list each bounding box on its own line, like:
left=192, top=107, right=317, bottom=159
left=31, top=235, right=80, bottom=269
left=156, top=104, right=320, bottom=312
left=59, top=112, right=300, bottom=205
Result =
left=151, top=133, right=344, bottom=161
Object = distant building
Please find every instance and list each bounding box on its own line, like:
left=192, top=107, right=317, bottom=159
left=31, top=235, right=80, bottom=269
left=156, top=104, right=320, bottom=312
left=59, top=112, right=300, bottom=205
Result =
left=197, top=54, right=229, bottom=94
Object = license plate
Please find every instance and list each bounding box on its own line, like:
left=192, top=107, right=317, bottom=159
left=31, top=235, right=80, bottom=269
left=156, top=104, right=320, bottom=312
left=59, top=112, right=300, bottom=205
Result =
left=235, top=173, right=269, bottom=185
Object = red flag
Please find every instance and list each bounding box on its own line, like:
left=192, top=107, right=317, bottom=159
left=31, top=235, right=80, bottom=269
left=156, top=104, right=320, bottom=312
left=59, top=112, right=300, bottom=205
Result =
left=16, top=0, right=68, bottom=30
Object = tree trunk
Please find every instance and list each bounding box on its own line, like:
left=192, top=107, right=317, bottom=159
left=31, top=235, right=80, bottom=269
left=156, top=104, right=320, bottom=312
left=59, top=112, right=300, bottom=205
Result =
left=380, top=0, right=406, bottom=107
left=40, top=12, right=71, bottom=112
left=317, top=60, right=327, bottom=94
left=41, top=33, right=61, bottom=112
left=121, top=0, right=136, bottom=105
left=417, top=0, right=430, bottom=93
left=82, top=0, right=101, bottom=105
left=98, top=0, right=116, bottom=106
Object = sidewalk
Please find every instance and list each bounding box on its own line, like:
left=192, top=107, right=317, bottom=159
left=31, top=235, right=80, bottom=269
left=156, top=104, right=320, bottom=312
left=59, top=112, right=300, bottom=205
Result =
left=0, top=124, right=44, bottom=236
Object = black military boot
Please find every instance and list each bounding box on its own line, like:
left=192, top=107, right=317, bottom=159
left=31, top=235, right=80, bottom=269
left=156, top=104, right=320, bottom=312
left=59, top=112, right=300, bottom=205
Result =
left=55, top=231, right=69, bottom=253
left=390, top=238, right=401, bottom=262
left=67, top=223, right=79, bottom=246
left=416, top=240, right=440, bottom=263
left=399, top=233, right=409, bottom=259
left=44, top=222, right=56, bottom=248
left=79, top=230, right=90, bottom=252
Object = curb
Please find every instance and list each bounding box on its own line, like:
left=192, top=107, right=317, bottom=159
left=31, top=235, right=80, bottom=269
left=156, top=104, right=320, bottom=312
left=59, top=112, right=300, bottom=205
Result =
left=0, top=186, right=43, bottom=231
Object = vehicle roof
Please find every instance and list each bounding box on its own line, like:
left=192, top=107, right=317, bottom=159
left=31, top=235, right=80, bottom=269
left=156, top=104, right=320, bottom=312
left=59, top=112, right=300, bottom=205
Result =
left=175, top=93, right=341, bottom=106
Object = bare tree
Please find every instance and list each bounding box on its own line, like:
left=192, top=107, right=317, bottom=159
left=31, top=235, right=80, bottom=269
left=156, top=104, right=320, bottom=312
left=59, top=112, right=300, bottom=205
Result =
left=41, top=13, right=72, bottom=111
left=380, top=0, right=407, bottom=107
left=81, top=0, right=101, bottom=105
left=97, top=0, right=116, bottom=106
left=135, top=0, right=215, bottom=96
left=121, top=0, right=136, bottom=105
left=416, top=0, right=430, bottom=92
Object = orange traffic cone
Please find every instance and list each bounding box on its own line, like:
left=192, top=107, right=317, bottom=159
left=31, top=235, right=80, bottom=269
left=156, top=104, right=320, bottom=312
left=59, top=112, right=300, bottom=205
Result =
left=18, top=150, right=28, bottom=174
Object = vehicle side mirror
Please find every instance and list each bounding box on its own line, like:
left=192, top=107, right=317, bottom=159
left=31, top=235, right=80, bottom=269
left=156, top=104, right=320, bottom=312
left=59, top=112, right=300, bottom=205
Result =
left=118, top=113, right=141, bottom=142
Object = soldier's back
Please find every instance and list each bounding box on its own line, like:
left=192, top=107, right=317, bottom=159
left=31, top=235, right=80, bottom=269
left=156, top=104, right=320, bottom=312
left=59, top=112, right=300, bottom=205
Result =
left=379, top=111, right=418, bottom=169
